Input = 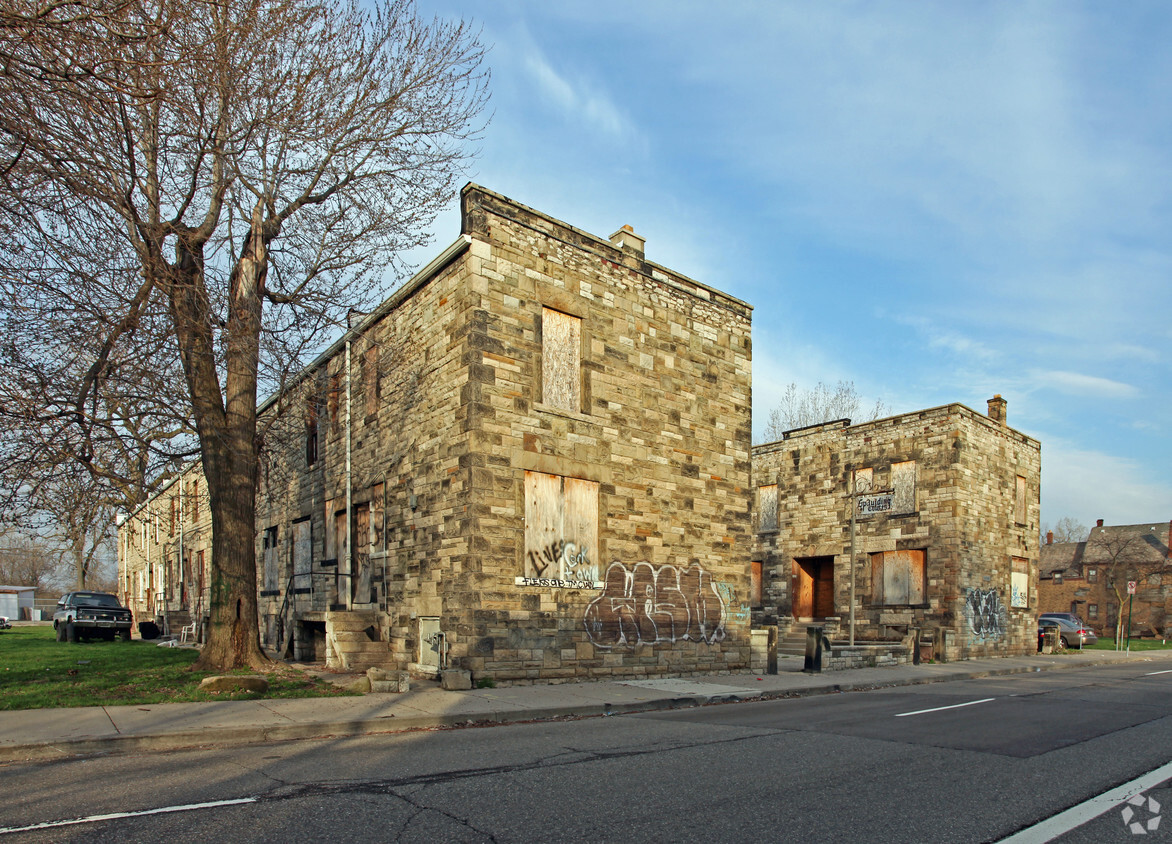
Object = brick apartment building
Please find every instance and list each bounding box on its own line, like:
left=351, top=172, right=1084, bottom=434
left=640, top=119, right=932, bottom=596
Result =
left=1039, top=520, right=1172, bottom=637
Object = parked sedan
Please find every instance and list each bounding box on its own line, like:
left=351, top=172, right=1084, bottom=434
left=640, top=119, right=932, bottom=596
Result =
left=1039, top=612, right=1098, bottom=648
left=53, top=591, right=133, bottom=642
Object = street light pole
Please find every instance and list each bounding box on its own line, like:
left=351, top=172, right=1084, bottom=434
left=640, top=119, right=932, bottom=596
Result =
left=849, top=467, right=857, bottom=647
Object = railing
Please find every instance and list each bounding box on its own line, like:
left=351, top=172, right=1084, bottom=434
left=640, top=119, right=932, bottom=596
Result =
left=275, top=571, right=315, bottom=658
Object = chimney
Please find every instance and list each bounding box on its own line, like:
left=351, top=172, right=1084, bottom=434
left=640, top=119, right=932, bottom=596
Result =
left=609, top=224, right=646, bottom=257
left=1096, top=519, right=1104, bottom=528
left=1046, top=531, right=1053, bottom=545
left=987, top=394, right=1007, bottom=425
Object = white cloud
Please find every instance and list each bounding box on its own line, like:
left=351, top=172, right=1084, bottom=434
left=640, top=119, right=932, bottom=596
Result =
left=1035, top=371, right=1139, bottom=399
left=1042, top=442, right=1172, bottom=526
left=520, top=46, right=635, bottom=140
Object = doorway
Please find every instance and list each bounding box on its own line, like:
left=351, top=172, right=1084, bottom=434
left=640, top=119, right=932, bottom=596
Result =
left=793, top=556, right=835, bottom=619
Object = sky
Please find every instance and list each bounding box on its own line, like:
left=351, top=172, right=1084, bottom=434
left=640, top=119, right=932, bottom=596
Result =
left=406, top=0, right=1172, bottom=530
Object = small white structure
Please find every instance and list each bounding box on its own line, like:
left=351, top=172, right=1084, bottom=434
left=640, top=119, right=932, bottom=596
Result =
left=0, top=586, right=38, bottom=621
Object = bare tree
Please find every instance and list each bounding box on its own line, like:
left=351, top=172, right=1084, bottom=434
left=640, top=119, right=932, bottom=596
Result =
left=0, top=0, right=488, bottom=670
left=1040, top=516, right=1089, bottom=547
left=1085, top=525, right=1168, bottom=646
left=0, top=532, right=69, bottom=594
left=762, top=380, right=888, bottom=443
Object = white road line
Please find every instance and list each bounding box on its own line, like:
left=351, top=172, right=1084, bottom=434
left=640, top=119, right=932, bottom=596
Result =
left=0, top=798, right=256, bottom=835
left=997, top=759, right=1172, bottom=843
left=1145, top=669, right=1172, bottom=675
left=894, top=697, right=995, bottom=717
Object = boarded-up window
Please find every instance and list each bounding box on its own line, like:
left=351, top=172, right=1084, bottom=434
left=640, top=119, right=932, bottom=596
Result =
left=1011, top=555, right=1029, bottom=608
left=364, top=344, right=379, bottom=418
left=263, top=526, right=279, bottom=592
left=854, top=468, right=874, bottom=494
left=328, top=372, right=341, bottom=428
left=305, top=398, right=318, bottom=466
left=751, top=560, right=763, bottom=606
left=324, top=498, right=338, bottom=560
left=524, top=471, right=599, bottom=583
left=891, top=461, right=916, bottom=514
left=191, top=479, right=199, bottom=522
left=334, top=510, right=348, bottom=568
left=371, top=483, right=385, bottom=551
left=542, top=307, right=581, bottom=413
left=870, top=549, right=926, bottom=605
left=293, top=519, right=312, bottom=580
left=1015, top=475, right=1027, bottom=525
left=758, top=484, right=778, bottom=532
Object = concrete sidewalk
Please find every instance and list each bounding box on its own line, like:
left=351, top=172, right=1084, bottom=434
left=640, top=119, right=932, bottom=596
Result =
left=1, top=649, right=1162, bottom=763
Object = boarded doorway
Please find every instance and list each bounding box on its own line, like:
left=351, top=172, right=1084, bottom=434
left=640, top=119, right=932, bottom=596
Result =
left=793, top=556, right=835, bottom=619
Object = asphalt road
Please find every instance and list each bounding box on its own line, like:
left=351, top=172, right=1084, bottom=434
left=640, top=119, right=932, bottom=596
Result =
left=4, top=658, right=1172, bottom=843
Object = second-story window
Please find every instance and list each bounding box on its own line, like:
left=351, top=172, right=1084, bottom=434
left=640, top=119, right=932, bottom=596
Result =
left=542, top=307, right=581, bottom=413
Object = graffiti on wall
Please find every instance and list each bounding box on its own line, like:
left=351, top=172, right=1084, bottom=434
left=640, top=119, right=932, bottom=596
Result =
left=964, top=588, right=1008, bottom=641
left=526, top=539, right=599, bottom=584
left=715, top=582, right=751, bottom=626
left=584, top=562, right=726, bottom=648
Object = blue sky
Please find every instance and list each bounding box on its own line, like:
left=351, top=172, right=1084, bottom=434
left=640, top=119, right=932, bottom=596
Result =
left=409, top=0, right=1172, bottom=529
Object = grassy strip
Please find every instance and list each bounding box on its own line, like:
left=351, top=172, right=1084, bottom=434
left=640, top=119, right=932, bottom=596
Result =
left=1084, top=637, right=1172, bottom=652
left=0, top=625, right=357, bottom=710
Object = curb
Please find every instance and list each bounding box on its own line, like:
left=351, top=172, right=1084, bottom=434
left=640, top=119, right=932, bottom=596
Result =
left=0, top=652, right=1153, bottom=764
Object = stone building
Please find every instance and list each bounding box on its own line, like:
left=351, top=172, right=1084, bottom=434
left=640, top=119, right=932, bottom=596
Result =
left=122, top=184, right=755, bottom=683
left=117, top=462, right=212, bottom=638
left=1039, top=520, right=1172, bottom=637
left=752, top=395, right=1041, bottom=660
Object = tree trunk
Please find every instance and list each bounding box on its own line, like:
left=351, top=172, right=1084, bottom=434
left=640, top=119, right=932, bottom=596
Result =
left=192, top=429, right=270, bottom=671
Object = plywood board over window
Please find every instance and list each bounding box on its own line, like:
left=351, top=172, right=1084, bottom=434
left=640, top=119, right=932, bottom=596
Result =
left=263, top=526, right=279, bottom=592
left=1011, top=555, right=1029, bottom=608
left=370, top=483, right=385, bottom=552
left=524, top=471, right=599, bottom=583
left=292, top=519, right=312, bottom=581
left=758, top=484, right=778, bottom=532
left=1015, top=475, right=1027, bottom=525
left=542, top=307, right=581, bottom=413
left=871, top=549, right=926, bottom=605
left=891, top=460, right=916, bottom=514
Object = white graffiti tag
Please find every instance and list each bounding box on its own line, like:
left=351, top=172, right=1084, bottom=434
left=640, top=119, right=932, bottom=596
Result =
left=583, top=562, right=726, bottom=648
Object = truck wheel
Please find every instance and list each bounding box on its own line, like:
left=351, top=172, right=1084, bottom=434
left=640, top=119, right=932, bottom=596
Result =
left=119, top=629, right=131, bottom=642
left=65, top=621, right=77, bottom=643
left=56, top=623, right=66, bottom=642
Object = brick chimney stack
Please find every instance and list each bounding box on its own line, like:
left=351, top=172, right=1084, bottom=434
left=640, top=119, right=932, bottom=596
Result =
left=1046, top=530, right=1054, bottom=545
left=1096, top=519, right=1104, bottom=528
left=987, top=394, right=1007, bottom=425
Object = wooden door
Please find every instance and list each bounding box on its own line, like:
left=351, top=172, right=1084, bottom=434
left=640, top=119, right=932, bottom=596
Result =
left=814, top=561, right=835, bottom=618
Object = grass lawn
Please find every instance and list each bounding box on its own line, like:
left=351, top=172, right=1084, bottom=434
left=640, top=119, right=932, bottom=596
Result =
left=0, top=625, right=358, bottom=710
left=1084, top=637, right=1172, bottom=652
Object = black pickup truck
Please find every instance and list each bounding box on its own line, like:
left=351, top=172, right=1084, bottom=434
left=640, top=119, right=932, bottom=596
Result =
left=53, top=591, right=133, bottom=642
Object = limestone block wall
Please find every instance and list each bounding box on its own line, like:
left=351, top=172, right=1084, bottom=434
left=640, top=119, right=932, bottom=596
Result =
left=118, top=462, right=213, bottom=633
left=450, top=187, right=754, bottom=682
left=752, top=400, right=1040, bottom=658
left=251, top=185, right=754, bottom=682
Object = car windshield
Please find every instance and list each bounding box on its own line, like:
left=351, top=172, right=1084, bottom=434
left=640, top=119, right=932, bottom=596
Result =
left=74, top=593, right=122, bottom=608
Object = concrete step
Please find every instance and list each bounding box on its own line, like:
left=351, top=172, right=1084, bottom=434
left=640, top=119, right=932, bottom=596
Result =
left=326, top=615, right=379, bottom=633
